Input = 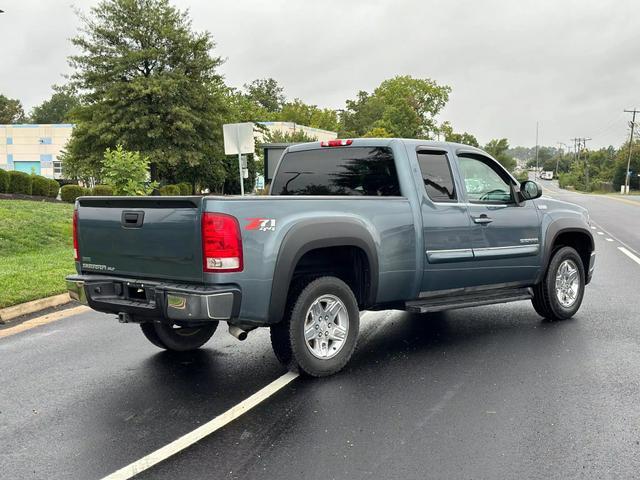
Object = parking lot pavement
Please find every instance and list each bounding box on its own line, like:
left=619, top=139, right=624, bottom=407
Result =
left=2, top=187, right=639, bottom=480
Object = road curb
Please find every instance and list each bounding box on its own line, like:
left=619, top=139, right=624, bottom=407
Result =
left=0, top=293, right=72, bottom=324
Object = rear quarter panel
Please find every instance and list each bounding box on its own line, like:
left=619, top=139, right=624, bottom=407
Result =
left=203, top=196, right=415, bottom=324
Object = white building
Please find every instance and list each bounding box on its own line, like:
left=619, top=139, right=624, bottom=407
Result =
left=0, top=121, right=335, bottom=181
left=0, top=124, right=73, bottom=179
left=256, top=122, right=336, bottom=142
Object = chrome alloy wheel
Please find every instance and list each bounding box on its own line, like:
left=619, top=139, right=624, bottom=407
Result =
left=303, top=294, right=349, bottom=359
left=555, top=259, right=580, bottom=308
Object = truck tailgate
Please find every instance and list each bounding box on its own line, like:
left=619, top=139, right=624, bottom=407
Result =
left=76, top=196, right=203, bottom=282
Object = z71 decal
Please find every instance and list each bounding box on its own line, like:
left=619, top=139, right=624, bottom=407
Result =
left=245, top=218, right=276, bottom=232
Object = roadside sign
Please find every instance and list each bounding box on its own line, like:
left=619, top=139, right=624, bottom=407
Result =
left=240, top=155, right=247, bottom=168
left=223, top=123, right=255, bottom=155
left=223, top=123, right=255, bottom=195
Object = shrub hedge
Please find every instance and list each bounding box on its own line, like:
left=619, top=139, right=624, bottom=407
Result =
left=60, top=185, right=84, bottom=203
left=8, top=171, right=32, bottom=195
left=177, top=182, right=192, bottom=195
left=92, top=184, right=114, bottom=196
left=159, top=184, right=181, bottom=196
left=31, top=175, right=51, bottom=196
left=47, top=179, right=60, bottom=198
left=0, top=169, right=8, bottom=193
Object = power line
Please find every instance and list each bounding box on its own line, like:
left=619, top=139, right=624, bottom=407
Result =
left=623, top=109, right=639, bottom=194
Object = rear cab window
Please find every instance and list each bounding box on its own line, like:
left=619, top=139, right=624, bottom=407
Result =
left=416, top=150, right=457, bottom=202
left=270, top=146, right=401, bottom=196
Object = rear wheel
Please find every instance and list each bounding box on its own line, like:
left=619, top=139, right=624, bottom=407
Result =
left=532, top=246, right=585, bottom=321
left=140, top=321, right=218, bottom=351
left=270, top=276, right=359, bottom=377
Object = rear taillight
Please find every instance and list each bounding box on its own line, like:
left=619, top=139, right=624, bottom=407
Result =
left=202, top=213, right=243, bottom=272
left=73, top=208, right=79, bottom=261
left=320, top=139, right=353, bottom=147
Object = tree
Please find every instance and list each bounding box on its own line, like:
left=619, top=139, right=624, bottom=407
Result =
left=613, top=140, right=640, bottom=190
left=363, top=127, right=393, bottom=138
left=439, top=121, right=479, bottom=146
left=243, top=78, right=285, bottom=114
left=29, top=86, right=80, bottom=124
left=484, top=138, right=516, bottom=172
left=0, top=94, right=26, bottom=123
left=263, top=129, right=317, bottom=144
left=66, top=0, right=227, bottom=183
left=102, top=145, right=156, bottom=195
left=278, top=99, right=339, bottom=132
left=341, top=76, right=451, bottom=139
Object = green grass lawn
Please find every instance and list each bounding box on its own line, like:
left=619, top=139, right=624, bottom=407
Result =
left=0, top=199, right=75, bottom=308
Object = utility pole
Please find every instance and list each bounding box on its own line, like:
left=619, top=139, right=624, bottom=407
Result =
left=570, top=138, right=579, bottom=164
left=570, top=138, right=590, bottom=190
left=535, top=121, right=539, bottom=178
left=556, top=142, right=568, bottom=177
left=624, top=109, right=639, bottom=194
left=581, top=138, right=591, bottom=190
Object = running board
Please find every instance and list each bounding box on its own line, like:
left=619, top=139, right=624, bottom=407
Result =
left=405, top=287, right=533, bottom=314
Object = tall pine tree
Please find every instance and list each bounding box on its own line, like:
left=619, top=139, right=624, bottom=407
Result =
left=66, top=0, right=227, bottom=184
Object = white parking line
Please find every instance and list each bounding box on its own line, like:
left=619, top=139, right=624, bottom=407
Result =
left=102, top=310, right=373, bottom=479
left=606, top=238, right=613, bottom=242
left=590, top=226, right=597, bottom=230
left=102, top=371, right=299, bottom=479
left=597, top=231, right=604, bottom=235
left=618, top=247, right=640, bottom=266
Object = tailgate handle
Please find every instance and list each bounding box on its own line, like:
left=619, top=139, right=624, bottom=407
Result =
left=121, top=210, right=145, bottom=228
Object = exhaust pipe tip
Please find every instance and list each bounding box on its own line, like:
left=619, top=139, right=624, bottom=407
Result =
left=228, top=324, right=248, bottom=341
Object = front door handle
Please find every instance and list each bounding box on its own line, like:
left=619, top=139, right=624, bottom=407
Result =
left=473, top=214, right=493, bottom=225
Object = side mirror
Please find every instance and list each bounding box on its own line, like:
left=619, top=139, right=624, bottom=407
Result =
left=519, top=180, right=542, bottom=201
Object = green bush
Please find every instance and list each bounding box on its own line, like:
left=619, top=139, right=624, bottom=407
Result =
left=31, top=175, right=51, bottom=196
left=514, top=171, right=529, bottom=183
left=47, top=179, right=60, bottom=198
left=8, top=171, right=32, bottom=195
left=159, top=184, right=181, bottom=196
left=92, top=184, right=114, bottom=196
left=102, top=145, right=156, bottom=195
left=0, top=168, right=9, bottom=193
left=177, top=182, right=192, bottom=195
left=60, top=185, right=84, bottom=203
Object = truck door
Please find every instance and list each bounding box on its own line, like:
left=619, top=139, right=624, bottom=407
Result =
left=456, top=152, right=541, bottom=286
left=416, top=148, right=476, bottom=292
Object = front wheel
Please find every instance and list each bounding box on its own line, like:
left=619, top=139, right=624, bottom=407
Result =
left=140, top=321, right=218, bottom=351
left=532, top=246, right=585, bottom=321
left=270, top=276, right=360, bottom=377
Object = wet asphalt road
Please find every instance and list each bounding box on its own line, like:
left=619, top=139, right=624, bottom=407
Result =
left=2, top=185, right=640, bottom=479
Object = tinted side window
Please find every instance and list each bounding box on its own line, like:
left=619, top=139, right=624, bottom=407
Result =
left=270, top=147, right=401, bottom=196
left=416, top=151, right=456, bottom=202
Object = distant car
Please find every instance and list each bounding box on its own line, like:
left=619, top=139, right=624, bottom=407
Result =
left=540, top=171, right=554, bottom=180
left=67, top=139, right=595, bottom=377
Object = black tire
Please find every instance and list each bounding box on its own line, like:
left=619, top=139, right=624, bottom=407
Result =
left=140, top=322, right=167, bottom=349
left=270, top=276, right=359, bottom=377
left=532, top=246, right=585, bottom=321
left=139, top=321, right=218, bottom=351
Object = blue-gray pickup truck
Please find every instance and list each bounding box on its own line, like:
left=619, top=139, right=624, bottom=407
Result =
left=67, top=138, right=595, bottom=376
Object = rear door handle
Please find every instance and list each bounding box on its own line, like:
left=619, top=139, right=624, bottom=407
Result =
left=473, top=214, right=493, bottom=225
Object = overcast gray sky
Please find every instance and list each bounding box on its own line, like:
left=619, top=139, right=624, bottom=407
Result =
left=1, top=0, right=639, bottom=148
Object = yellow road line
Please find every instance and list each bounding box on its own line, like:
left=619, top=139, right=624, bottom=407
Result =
left=0, top=305, right=90, bottom=339
left=598, top=195, right=640, bottom=207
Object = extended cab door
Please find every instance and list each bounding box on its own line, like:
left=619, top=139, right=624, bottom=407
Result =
left=456, top=151, right=541, bottom=285
left=415, top=148, right=476, bottom=292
